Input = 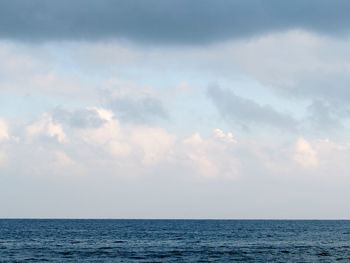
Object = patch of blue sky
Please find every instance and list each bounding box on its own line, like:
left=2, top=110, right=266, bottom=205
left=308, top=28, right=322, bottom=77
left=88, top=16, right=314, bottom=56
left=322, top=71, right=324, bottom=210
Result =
left=0, top=94, right=90, bottom=119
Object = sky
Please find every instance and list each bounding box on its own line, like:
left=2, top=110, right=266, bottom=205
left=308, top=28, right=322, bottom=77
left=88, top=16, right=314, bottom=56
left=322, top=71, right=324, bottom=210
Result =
left=1, top=0, right=350, bottom=219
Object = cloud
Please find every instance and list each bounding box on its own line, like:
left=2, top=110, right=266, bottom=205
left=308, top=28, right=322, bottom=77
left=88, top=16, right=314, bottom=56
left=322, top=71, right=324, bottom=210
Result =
left=225, top=30, right=350, bottom=130
left=305, top=99, right=342, bottom=131
left=183, top=130, right=239, bottom=178
left=77, top=109, right=130, bottom=158
left=3, top=106, right=350, bottom=181
left=1, top=0, right=350, bottom=43
left=103, top=83, right=168, bottom=124
left=213, top=128, right=236, bottom=144
left=0, top=119, right=11, bottom=168
left=291, top=137, right=350, bottom=176
left=0, top=119, right=10, bottom=142
left=294, top=137, right=319, bottom=167
left=231, top=30, right=350, bottom=102
left=109, top=96, right=168, bottom=124
left=129, top=127, right=175, bottom=165
left=207, top=86, right=297, bottom=130
left=52, top=107, right=107, bottom=129
left=60, top=107, right=173, bottom=164
left=0, top=42, right=97, bottom=101
left=0, top=151, right=7, bottom=167
left=4, top=107, right=241, bottom=178
left=26, top=114, right=67, bottom=143
left=80, top=110, right=174, bottom=165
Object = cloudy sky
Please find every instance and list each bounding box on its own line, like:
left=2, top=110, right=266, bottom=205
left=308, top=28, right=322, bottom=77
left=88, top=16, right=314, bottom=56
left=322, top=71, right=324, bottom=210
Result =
left=1, top=0, right=350, bottom=219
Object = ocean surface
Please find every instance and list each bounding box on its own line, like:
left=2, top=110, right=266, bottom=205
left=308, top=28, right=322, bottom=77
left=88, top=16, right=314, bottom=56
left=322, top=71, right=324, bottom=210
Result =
left=0, top=219, right=350, bottom=262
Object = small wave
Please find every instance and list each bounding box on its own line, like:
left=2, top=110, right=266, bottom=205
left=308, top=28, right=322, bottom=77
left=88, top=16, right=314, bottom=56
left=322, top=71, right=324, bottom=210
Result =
left=113, top=240, right=125, bottom=243
left=280, top=250, right=290, bottom=254
left=318, top=251, right=331, bottom=257
left=97, top=246, right=114, bottom=250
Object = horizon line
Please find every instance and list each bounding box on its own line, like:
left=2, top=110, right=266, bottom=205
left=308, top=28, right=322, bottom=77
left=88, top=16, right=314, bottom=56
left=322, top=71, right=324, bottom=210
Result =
left=1, top=218, right=350, bottom=221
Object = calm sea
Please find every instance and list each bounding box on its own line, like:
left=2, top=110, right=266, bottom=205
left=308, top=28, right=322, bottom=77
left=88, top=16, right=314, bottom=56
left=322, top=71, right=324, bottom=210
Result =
left=0, top=219, right=349, bottom=262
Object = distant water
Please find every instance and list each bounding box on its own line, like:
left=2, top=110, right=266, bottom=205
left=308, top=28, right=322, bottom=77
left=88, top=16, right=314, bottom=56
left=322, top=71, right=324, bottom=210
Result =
left=1, top=219, right=350, bottom=262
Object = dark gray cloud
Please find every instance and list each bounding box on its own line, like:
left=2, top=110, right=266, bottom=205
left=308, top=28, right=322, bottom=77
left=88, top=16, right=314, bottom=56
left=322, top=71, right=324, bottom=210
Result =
left=305, top=99, right=350, bottom=132
left=52, top=108, right=106, bottom=128
left=207, top=86, right=296, bottom=130
left=306, top=99, right=341, bottom=130
left=1, top=0, right=350, bottom=43
left=100, top=86, right=169, bottom=124
left=108, top=96, right=168, bottom=124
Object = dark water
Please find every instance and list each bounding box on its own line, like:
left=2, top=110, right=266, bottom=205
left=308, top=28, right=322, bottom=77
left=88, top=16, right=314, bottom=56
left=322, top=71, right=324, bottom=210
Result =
left=1, top=220, right=350, bottom=262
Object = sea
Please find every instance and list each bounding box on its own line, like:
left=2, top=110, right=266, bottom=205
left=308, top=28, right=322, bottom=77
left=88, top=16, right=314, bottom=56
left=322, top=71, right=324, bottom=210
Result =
left=0, top=219, right=349, bottom=262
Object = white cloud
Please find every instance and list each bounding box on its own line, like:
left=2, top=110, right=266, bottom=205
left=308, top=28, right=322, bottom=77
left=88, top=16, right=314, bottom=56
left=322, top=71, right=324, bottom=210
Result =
left=48, top=150, right=85, bottom=177
left=78, top=109, right=129, bottom=157
left=4, top=107, right=350, bottom=181
left=294, top=137, right=319, bottom=168
left=183, top=129, right=240, bottom=178
left=183, top=132, right=203, bottom=145
left=230, top=30, right=350, bottom=102
left=53, top=151, right=75, bottom=167
left=213, top=129, right=236, bottom=144
left=130, top=127, right=175, bottom=165
left=0, top=119, right=10, bottom=142
left=75, top=107, right=173, bottom=163
left=3, top=107, right=243, bottom=178
left=183, top=133, right=218, bottom=177
left=26, top=114, right=67, bottom=143
left=0, top=119, right=11, bottom=168
left=94, top=107, right=114, bottom=122
left=81, top=109, right=119, bottom=146
left=0, top=42, right=47, bottom=81
left=0, top=42, right=97, bottom=101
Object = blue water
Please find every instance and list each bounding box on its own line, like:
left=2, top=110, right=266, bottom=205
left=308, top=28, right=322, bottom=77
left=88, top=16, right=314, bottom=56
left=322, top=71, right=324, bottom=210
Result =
left=1, top=220, right=350, bottom=262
